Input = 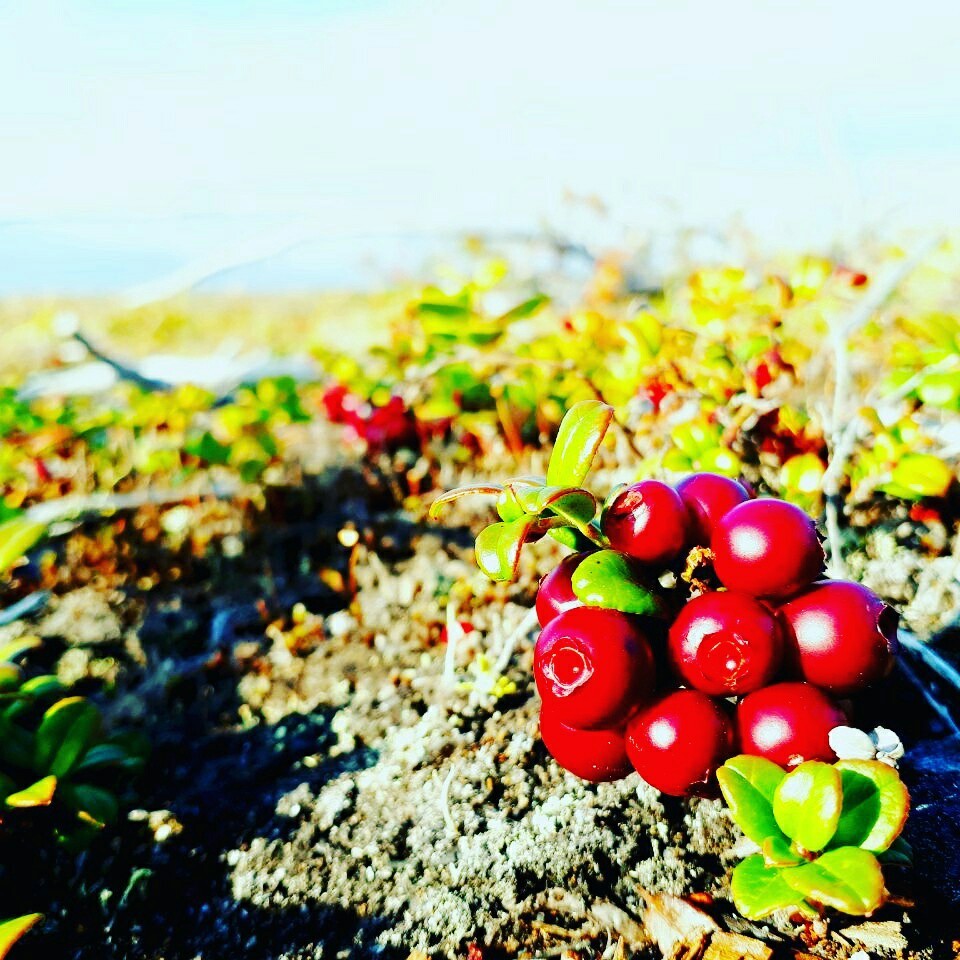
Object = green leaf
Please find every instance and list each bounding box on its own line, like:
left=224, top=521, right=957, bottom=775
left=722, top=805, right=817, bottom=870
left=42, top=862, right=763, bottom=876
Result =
left=73, top=743, right=142, bottom=774
left=571, top=550, right=660, bottom=615
left=3, top=676, right=65, bottom=719
left=762, top=835, right=804, bottom=867
left=716, top=755, right=788, bottom=847
left=0, top=636, right=41, bottom=663
left=60, top=783, right=119, bottom=828
left=497, top=293, right=549, bottom=323
left=782, top=847, right=885, bottom=915
left=0, top=664, right=22, bottom=693
left=185, top=431, right=231, bottom=466
left=731, top=855, right=807, bottom=920
left=546, top=400, right=614, bottom=488
left=428, top=484, right=503, bottom=520
left=831, top=760, right=910, bottom=853
left=878, top=836, right=913, bottom=867
left=0, top=714, right=35, bottom=768
left=880, top=454, right=953, bottom=500
left=0, top=518, right=46, bottom=576
left=474, top=518, right=537, bottom=581
left=34, top=697, right=102, bottom=778
left=774, top=761, right=842, bottom=853
left=0, top=914, right=42, bottom=959
left=548, top=527, right=594, bottom=551
left=6, top=774, right=57, bottom=807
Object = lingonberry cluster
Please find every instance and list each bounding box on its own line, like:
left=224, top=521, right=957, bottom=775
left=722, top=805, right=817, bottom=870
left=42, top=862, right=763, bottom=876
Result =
left=431, top=400, right=901, bottom=799
left=535, top=473, right=899, bottom=794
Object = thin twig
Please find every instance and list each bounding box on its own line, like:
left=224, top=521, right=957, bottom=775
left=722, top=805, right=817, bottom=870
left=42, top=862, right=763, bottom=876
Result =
left=72, top=331, right=171, bottom=392
left=439, top=764, right=458, bottom=836
left=491, top=606, right=540, bottom=678
left=896, top=655, right=960, bottom=738
left=24, top=481, right=243, bottom=527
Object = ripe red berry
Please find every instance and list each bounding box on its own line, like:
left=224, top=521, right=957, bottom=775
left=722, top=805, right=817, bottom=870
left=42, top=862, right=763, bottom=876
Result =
left=668, top=591, right=783, bottom=695
left=539, top=709, right=632, bottom=782
left=711, top=499, right=824, bottom=599
left=778, top=580, right=899, bottom=695
left=737, top=681, right=846, bottom=768
left=602, top=480, right=690, bottom=566
left=536, top=552, right=590, bottom=627
left=534, top=607, right=655, bottom=729
left=675, top=473, right=751, bottom=545
left=625, top=690, right=734, bottom=797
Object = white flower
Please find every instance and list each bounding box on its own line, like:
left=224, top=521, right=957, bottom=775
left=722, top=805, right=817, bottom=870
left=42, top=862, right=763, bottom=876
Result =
left=828, top=725, right=904, bottom=768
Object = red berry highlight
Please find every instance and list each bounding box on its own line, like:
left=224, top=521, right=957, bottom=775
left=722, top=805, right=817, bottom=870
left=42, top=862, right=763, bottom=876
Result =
left=711, top=499, right=824, bottom=599
left=535, top=552, right=590, bottom=627
left=534, top=607, right=655, bottom=729
left=778, top=580, right=899, bottom=695
left=602, top=480, right=690, bottom=566
left=626, top=690, right=734, bottom=796
left=737, top=681, right=846, bottom=768
left=539, top=709, right=632, bottom=782
left=668, top=591, right=783, bottom=695
left=675, top=473, right=751, bottom=545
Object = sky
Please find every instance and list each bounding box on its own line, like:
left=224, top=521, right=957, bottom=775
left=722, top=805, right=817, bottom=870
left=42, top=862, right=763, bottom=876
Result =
left=1, top=0, right=959, bottom=293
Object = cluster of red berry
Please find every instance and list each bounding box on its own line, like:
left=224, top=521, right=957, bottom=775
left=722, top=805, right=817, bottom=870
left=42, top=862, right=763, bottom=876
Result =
left=321, top=384, right=418, bottom=451
left=535, top=474, right=900, bottom=795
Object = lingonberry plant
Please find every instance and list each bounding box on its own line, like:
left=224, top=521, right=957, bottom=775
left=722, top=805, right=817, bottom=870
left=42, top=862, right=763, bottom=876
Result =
left=432, top=398, right=912, bottom=921
left=717, top=754, right=910, bottom=919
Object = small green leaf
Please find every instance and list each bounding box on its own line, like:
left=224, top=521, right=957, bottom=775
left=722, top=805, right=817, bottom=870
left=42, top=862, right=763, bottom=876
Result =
left=831, top=759, right=910, bottom=853
left=774, top=761, right=842, bottom=853
left=0, top=914, right=42, bottom=959
left=428, top=484, right=503, bottom=520
left=6, top=774, right=57, bottom=807
left=34, top=697, right=102, bottom=778
left=731, top=855, right=807, bottom=920
left=0, top=518, right=46, bottom=576
left=73, top=743, right=142, bottom=774
left=0, top=714, right=35, bottom=767
left=571, top=550, right=660, bottom=615
left=878, top=835, right=913, bottom=867
left=0, top=664, right=22, bottom=693
left=0, top=636, right=42, bottom=663
left=60, top=783, right=119, bottom=828
left=762, top=835, right=804, bottom=867
left=782, top=847, right=885, bottom=915
left=546, top=400, right=614, bottom=488
left=475, top=518, right=537, bottom=581
left=881, top=454, right=953, bottom=500
left=548, top=527, right=594, bottom=551
left=497, top=293, right=549, bottom=323
left=716, top=755, right=788, bottom=846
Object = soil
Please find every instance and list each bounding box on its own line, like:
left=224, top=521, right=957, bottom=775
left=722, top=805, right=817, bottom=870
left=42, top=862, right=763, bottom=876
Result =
left=1, top=437, right=958, bottom=959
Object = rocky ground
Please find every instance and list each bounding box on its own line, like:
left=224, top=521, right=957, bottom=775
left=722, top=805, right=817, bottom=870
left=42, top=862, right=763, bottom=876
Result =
left=1, top=446, right=959, bottom=960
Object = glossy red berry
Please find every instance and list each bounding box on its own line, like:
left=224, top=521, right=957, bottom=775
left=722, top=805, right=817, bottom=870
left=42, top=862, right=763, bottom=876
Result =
left=626, top=690, right=734, bottom=797
left=535, top=552, right=590, bottom=627
left=711, top=499, right=824, bottom=599
left=737, top=681, right=846, bottom=768
left=602, top=480, right=690, bottom=566
left=675, top=473, right=751, bottom=545
left=539, top=709, right=632, bottom=782
left=668, top=591, right=783, bottom=695
left=534, top=607, right=655, bottom=730
left=778, top=580, right=899, bottom=695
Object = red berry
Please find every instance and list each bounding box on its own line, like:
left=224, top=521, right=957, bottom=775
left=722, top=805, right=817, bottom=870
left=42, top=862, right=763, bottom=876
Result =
left=675, top=473, right=751, bottom=545
left=534, top=607, right=655, bottom=729
left=711, top=499, right=824, bottom=599
left=602, top=480, right=690, bottom=566
left=626, top=690, right=734, bottom=797
left=535, top=552, right=590, bottom=627
left=668, top=591, right=783, bottom=695
left=539, top=709, right=632, bottom=782
left=737, top=681, right=846, bottom=768
left=778, top=580, right=899, bottom=695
